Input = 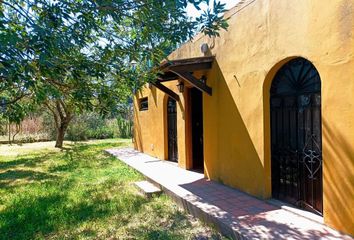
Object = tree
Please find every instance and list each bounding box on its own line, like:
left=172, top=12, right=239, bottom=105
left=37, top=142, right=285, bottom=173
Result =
left=0, top=97, right=33, bottom=143
left=0, top=0, right=229, bottom=147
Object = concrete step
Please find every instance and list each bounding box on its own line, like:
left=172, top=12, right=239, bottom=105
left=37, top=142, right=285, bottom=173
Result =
left=134, top=180, right=162, bottom=198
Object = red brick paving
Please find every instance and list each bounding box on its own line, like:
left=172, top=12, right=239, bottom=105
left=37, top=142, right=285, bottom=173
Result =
left=107, top=148, right=353, bottom=240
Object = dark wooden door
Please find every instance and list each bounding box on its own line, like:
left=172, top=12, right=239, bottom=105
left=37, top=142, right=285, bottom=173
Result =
left=270, top=58, right=323, bottom=214
left=167, top=97, right=178, bottom=162
left=191, top=88, right=204, bottom=170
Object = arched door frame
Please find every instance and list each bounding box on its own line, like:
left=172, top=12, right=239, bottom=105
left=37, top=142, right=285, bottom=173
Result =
left=264, top=56, right=323, bottom=214
left=263, top=57, right=298, bottom=198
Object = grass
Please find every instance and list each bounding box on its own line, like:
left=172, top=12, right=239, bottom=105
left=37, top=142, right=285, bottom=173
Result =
left=0, top=139, right=226, bottom=240
left=0, top=133, right=50, bottom=143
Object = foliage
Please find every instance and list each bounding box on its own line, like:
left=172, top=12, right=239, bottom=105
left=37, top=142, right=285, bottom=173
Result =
left=0, top=139, right=227, bottom=240
left=66, top=112, right=132, bottom=141
left=197, top=0, right=230, bottom=37
left=117, top=116, right=132, bottom=138
left=66, top=112, right=103, bottom=141
left=0, top=110, right=132, bottom=142
left=0, top=117, right=7, bottom=135
left=41, top=110, right=58, bottom=140
left=0, top=0, right=229, bottom=110
left=0, top=0, right=228, bottom=147
left=0, top=108, right=44, bottom=143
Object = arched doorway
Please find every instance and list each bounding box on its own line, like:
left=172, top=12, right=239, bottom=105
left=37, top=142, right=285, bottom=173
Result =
left=167, top=97, right=178, bottom=162
left=270, top=57, right=323, bottom=214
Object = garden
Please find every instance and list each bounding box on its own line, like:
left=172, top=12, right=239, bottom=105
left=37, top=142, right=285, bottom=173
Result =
left=0, top=139, right=226, bottom=239
left=0, top=0, right=230, bottom=239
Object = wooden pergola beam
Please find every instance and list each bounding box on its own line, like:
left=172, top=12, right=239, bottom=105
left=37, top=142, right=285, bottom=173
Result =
left=160, top=56, right=214, bottom=71
left=166, top=61, right=213, bottom=73
left=153, top=56, right=213, bottom=97
left=151, top=81, right=180, bottom=101
left=172, top=71, right=212, bottom=96
left=157, top=72, right=179, bottom=82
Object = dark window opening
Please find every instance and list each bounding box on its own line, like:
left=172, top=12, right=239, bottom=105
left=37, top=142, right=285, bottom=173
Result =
left=139, top=97, right=148, bottom=111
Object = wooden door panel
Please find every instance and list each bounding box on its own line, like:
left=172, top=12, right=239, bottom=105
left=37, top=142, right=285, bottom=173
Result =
left=270, top=58, right=323, bottom=215
left=190, top=88, right=204, bottom=171
left=167, top=97, right=178, bottom=162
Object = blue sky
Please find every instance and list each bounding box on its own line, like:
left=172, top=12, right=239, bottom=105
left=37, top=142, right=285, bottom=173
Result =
left=186, top=0, right=239, bottom=18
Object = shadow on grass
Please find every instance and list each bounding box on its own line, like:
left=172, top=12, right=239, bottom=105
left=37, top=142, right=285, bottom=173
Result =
left=0, top=139, right=147, bottom=239
left=0, top=169, right=57, bottom=183
left=68, top=141, right=128, bottom=152
left=48, top=145, right=119, bottom=174
left=0, top=168, right=59, bottom=191
left=0, top=152, right=57, bottom=170
left=0, top=182, right=148, bottom=240
left=124, top=207, right=223, bottom=240
left=0, top=152, right=60, bottom=190
left=0, top=192, right=67, bottom=240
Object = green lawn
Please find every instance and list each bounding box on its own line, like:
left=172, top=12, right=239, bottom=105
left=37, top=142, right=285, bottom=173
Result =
left=0, top=139, right=225, bottom=240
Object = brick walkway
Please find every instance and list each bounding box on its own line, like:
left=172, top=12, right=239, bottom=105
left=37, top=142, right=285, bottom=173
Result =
left=106, top=148, right=353, bottom=240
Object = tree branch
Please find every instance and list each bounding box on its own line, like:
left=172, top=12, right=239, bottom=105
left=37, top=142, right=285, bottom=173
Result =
left=44, top=102, right=59, bottom=130
left=0, top=92, right=30, bottom=107
left=55, top=100, right=65, bottom=120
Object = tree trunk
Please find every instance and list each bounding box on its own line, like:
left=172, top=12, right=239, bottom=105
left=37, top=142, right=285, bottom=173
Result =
left=8, top=119, right=11, bottom=145
left=55, top=122, right=69, bottom=148
left=12, top=124, right=20, bottom=143
left=44, top=99, right=73, bottom=148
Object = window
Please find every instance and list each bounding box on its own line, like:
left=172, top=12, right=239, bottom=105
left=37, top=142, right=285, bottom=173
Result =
left=139, top=97, right=148, bottom=111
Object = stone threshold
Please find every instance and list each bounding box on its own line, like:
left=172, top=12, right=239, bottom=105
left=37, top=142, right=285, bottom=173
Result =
left=267, top=199, right=324, bottom=225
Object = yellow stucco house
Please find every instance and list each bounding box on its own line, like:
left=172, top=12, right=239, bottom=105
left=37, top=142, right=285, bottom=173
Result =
left=133, top=0, right=354, bottom=236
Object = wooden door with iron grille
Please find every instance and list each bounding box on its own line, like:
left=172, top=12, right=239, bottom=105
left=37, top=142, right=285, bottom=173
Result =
left=167, top=97, right=178, bottom=162
left=270, top=58, right=323, bottom=214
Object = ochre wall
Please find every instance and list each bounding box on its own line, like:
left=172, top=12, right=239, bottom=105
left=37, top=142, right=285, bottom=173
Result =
left=134, top=0, right=354, bottom=235
left=134, top=82, right=190, bottom=169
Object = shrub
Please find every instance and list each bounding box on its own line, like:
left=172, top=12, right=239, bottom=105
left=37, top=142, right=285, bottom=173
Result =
left=117, top=117, right=132, bottom=138
left=42, top=112, right=57, bottom=140
left=65, top=112, right=130, bottom=141
left=66, top=113, right=101, bottom=141
left=1, top=110, right=133, bottom=142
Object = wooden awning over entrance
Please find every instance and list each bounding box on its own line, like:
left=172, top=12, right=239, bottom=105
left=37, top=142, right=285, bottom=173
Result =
left=151, top=56, right=214, bottom=101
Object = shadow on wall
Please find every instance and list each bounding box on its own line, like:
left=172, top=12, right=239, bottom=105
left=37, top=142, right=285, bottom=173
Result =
left=177, top=96, right=185, bottom=120
left=134, top=87, right=176, bottom=160
left=150, top=85, right=158, bottom=107
left=163, top=94, right=169, bottom=160
left=133, top=98, right=144, bottom=152
left=322, top=118, right=354, bottom=235
left=262, top=56, right=299, bottom=198
left=205, top=61, right=265, bottom=197
left=262, top=56, right=354, bottom=236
